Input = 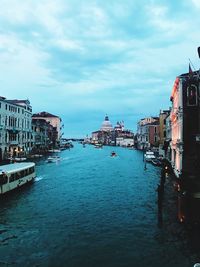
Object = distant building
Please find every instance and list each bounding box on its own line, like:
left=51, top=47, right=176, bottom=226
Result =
left=136, top=117, right=159, bottom=150
left=100, top=115, right=113, bottom=132
left=31, top=118, right=57, bottom=152
left=32, top=111, right=63, bottom=146
left=91, top=131, right=100, bottom=144
left=0, top=97, right=33, bottom=160
left=148, top=120, right=160, bottom=147
left=116, top=137, right=134, bottom=147
left=114, top=121, right=124, bottom=132
left=159, top=110, right=170, bottom=145
left=91, top=115, right=134, bottom=146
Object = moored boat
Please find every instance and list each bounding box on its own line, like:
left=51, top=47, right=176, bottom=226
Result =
left=14, top=157, right=27, bottom=162
left=0, top=162, right=36, bottom=195
left=144, top=151, right=156, bottom=162
left=151, top=158, right=162, bottom=166
left=48, top=149, right=61, bottom=153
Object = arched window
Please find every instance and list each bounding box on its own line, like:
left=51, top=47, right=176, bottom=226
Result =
left=187, top=84, right=197, bottom=106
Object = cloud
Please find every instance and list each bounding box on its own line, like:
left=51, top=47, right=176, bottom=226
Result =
left=145, top=3, right=187, bottom=38
left=0, top=0, right=200, bottom=136
left=191, top=0, right=200, bottom=8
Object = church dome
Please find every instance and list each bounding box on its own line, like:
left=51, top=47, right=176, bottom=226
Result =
left=100, top=115, right=113, bottom=131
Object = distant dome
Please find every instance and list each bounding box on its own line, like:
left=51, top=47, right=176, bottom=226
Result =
left=100, top=115, right=113, bottom=131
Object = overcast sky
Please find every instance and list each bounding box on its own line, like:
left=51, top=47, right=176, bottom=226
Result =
left=0, top=0, right=200, bottom=137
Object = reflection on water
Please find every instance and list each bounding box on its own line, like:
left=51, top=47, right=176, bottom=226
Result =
left=0, top=144, right=200, bottom=267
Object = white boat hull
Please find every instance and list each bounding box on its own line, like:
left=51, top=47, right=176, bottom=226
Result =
left=0, top=162, right=36, bottom=195
left=0, top=174, right=35, bottom=194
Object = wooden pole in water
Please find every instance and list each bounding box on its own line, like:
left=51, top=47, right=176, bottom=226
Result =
left=144, top=158, right=147, bottom=170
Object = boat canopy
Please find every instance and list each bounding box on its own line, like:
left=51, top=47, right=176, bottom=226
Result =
left=0, top=162, right=35, bottom=175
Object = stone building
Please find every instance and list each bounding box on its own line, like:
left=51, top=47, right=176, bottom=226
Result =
left=0, top=97, right=33, bottom=161
left=170, top=70, right=200, bottom=222
left=91, top=115, right=134, bottom=146
left=32, top=112, right=63, bottom=147
left=158, top=110, right=170, bottom=156
left=31, top=118, right=57, bottom=153
left=100, top=115, right=113, bottom=132
left=136, top=117, right=159, bottom=150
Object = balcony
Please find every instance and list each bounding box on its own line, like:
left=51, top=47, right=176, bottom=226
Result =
left=6, top=126, right=20, bottom=133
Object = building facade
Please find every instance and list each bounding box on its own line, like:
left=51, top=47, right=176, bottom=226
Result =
left=136, top=117, right=159, bottom=150
left=170, top=71, right=200, bottom=222
left=91, top=115, right=134, bottom=146
left=32, top=112, right=63, bottom=146
left=31, top=118, right=57, bottom=153
left=100, top=115, right=113, bottom=132
left=0, top=97, right=33, bottom=161
left=163, top=112, right=171, bottom=160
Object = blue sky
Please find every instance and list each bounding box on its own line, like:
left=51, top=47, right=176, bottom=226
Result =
left=0, top=0, right=200, bottom=137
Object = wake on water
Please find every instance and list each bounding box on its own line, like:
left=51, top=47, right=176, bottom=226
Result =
left=35, top=176, right=44, bottom=182
left=61, top=157, right=70, bottom=160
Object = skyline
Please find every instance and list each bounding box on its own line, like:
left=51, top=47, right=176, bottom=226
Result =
left=0, top=0, right=200, bottom=137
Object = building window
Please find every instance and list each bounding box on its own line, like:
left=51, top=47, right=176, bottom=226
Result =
left=187, top=84, right=197, bottom=106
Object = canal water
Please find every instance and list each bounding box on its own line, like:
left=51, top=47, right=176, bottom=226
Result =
left=0, top=144, right=199, bottom=267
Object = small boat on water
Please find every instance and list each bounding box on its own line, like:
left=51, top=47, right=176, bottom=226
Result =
left=0, top=162, right=36, bottom=195
left=94, top=143, right=103, bottom=148
left=111, top=151, right=117, bottom=157
left=47, top=156, right=61, bottom=163
left=144, top=151, right=156, bottom=162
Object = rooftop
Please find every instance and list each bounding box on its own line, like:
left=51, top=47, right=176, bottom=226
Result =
left=32, top=111, right=59, bottom=118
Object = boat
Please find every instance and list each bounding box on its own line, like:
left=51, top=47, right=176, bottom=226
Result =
left=0, top=162, right=36, bottom=195
left=28, top=154, right=43, bottom=158
left=48, top=149, right=61, bottom=153
left=14, top=157, right=27, bottom=162
left=47, top=156, right=61, bottom=163
left=7, top=157, right=27, bottom=162
left=111, top=151, right=117, bottom=157
left=144, top=151, right=156, bottom=162
left=94, top=143, right=103, bottom=148
left=151, top=158, right=162, bottom=166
